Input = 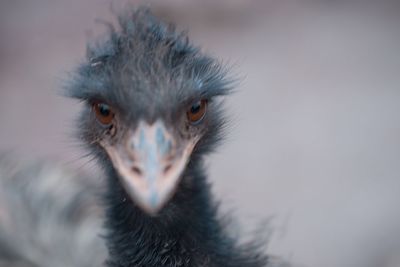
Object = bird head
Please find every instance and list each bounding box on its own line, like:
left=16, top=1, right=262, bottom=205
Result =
left=68, top=9, right=232, bottom=215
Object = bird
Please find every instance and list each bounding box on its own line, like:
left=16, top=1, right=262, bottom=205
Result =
left=66, top=7, right=270, bottom=267
left=0, top=7, right=288, bottom=267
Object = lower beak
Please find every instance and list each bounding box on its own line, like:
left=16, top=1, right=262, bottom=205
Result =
left=104, top=120, right=194, bottom=214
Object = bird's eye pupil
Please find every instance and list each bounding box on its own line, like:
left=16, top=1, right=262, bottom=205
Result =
left=190, top=103, right=201, bottom=114
left=99, top=104, right=110, bottom=116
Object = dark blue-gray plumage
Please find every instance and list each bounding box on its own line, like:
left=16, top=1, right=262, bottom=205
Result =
left=68, top=8, right=268, bottom=267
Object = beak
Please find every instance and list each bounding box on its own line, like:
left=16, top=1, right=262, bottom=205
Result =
left=104, top=120, right=195, bottom=214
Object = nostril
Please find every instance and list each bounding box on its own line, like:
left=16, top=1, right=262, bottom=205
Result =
left=163, top=164, right=172, bottom=174
left=132, top=166, right=142, bottom=176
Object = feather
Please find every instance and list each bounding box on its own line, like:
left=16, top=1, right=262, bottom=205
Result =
left=0, top=159, right=107, bottom=267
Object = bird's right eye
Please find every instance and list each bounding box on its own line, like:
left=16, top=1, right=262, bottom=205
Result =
left=93, top=102, right=114, bottom=125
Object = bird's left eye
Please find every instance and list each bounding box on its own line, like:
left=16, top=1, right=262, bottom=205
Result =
left=187, top=99, right=207, bottom=124
left=93, top=102, right=114, bottom=125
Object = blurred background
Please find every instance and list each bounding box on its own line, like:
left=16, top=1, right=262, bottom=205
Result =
left=1, top=0, right=400, bottom=266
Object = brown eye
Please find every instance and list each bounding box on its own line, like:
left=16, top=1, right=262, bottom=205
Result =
left=93, top=102, right=114, bottom=125
left=187, top=99, right=207, bottom=124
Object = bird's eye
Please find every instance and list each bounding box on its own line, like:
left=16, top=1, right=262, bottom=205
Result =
left=93, top=102, right=114, bottom=125
left=187, top=99, right=207, bottom=124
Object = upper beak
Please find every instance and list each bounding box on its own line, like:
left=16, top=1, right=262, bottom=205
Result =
left=104, top=120, right=194, bottom=214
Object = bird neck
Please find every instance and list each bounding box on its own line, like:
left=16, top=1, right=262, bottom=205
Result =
left=104, top=161, right=223, bottom=266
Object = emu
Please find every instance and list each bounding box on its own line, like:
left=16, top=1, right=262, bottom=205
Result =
left=0, top=8, right=281, bottom=267
left=71, top=8, right=268, bottom=267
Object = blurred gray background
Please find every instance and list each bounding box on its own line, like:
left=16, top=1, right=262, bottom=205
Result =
left=1, top=1, right=400, bottom=266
